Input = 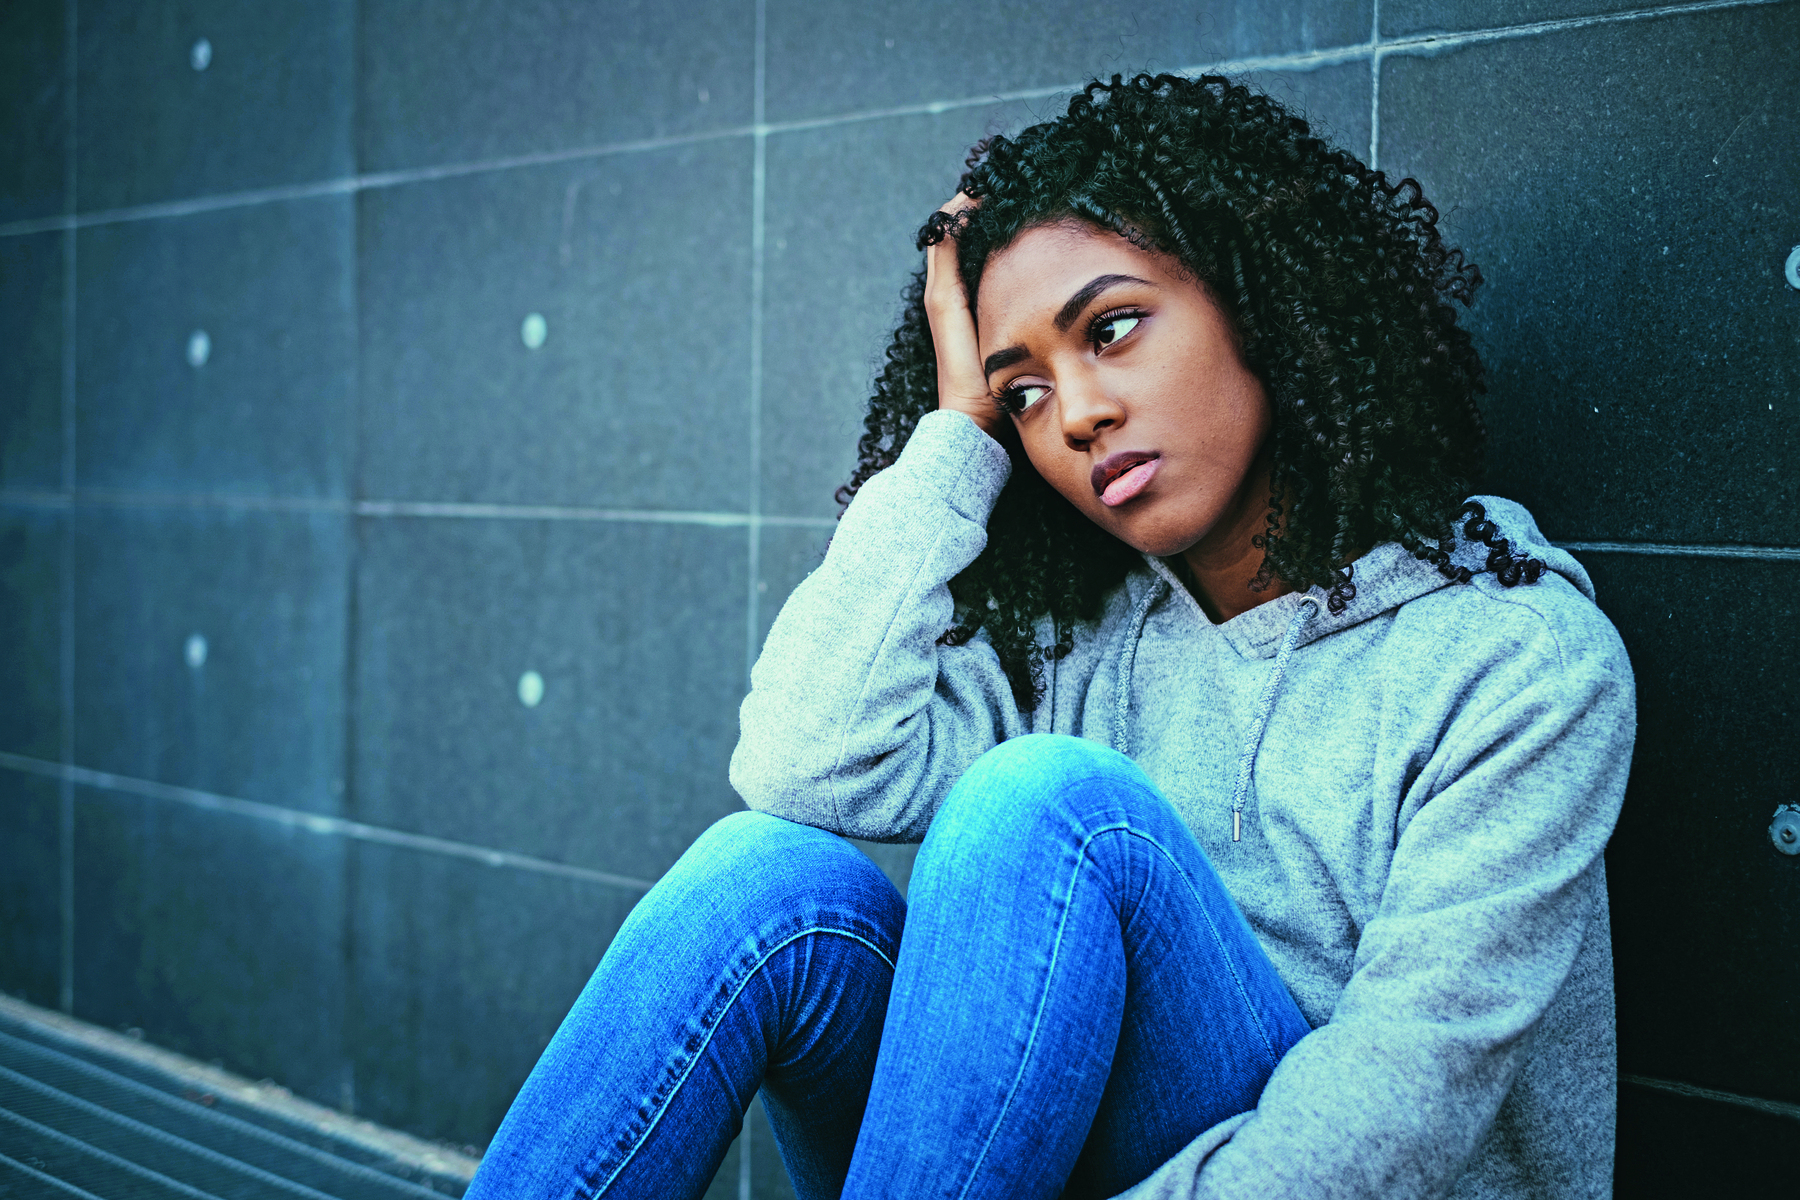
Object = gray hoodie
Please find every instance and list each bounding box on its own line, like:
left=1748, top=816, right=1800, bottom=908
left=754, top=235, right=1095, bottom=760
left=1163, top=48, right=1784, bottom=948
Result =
left=731, top=409, right=1636, bottom=1199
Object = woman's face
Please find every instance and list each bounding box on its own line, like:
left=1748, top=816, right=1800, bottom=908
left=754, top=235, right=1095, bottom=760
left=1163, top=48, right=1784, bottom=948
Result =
left=974, top=220, right=1272, bottom=560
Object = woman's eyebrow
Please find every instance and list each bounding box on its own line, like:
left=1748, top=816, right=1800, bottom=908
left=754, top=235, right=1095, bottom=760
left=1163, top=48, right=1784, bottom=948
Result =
left=984, top=273, right=1157, bottom=378
left=983, top=346, right=1029, bottom=379
left=1054, top=273, right=1153, bottom=331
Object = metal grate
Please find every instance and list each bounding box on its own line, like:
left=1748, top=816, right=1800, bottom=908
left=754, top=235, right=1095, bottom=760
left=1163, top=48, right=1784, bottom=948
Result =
left=0, top=1010, right=468, bottom=1200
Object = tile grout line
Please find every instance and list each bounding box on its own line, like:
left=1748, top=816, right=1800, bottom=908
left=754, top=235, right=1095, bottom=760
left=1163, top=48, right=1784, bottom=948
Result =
left=2, top=488, right=1791, bottom=557
left=745, top=21, right=768, bottom=1193
left=1619, top=1073, right=1800, bottom=1122
left=746, top=0, right=768, bottom=692
left=0, top=490, right=839, bottom=528
left=0, top=0, right=1785, bottom=241
left=1367, top=0, right=1382, bottom=171
left=340, top=0, right=366, bottom=1118
left=57, top=0, right=79, bottom=1018
left=1554, top=541, right=1800, bottom=560
left=0, top=752, right=659, bottom=894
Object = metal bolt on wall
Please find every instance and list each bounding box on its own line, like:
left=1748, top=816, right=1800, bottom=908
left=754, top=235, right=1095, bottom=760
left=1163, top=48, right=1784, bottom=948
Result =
left=1770, top=805, right=1800, bottom=856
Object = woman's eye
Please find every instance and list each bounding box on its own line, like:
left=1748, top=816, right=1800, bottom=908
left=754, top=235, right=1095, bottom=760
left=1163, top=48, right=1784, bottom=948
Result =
left=1095, top=315, right=1140, bottom=347
left=1011, top=385, right=1049, bottom=410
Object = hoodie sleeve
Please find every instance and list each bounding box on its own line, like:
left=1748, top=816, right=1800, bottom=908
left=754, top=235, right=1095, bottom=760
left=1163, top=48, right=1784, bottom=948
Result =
left=729, top=409, right=1029, bottom=842
left=1119, top=585, right=1636, bottom=1200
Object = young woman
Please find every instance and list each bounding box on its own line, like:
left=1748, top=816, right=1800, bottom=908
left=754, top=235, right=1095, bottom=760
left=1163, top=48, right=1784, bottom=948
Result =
left=468, top=74, right=1634, bottom=1200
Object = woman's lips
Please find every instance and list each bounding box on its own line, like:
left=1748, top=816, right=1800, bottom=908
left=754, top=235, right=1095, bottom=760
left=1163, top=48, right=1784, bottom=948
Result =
left=1092, top=452, right=1161, bottom=507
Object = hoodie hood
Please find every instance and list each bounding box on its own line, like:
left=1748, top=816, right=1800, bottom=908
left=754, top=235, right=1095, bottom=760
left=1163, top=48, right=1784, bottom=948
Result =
left=1135, top=494, right=1595, bottom=663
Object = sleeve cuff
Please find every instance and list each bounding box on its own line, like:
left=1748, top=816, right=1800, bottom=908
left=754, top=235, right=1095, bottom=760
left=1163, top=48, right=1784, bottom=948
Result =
left=892, top=409, right=1014, bottom=523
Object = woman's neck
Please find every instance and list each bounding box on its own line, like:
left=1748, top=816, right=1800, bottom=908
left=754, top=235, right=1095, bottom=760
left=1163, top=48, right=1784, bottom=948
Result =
left=1176, top=460, right=1294, bottom=623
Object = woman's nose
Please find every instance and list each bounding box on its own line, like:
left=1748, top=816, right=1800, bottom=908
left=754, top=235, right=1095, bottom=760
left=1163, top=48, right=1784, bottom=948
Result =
left=1059, top=369, right=1125, bottom=448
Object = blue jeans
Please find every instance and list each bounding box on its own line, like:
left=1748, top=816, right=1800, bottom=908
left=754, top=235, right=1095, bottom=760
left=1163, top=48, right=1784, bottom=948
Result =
left=467, top=735, right=1310, bottom=1200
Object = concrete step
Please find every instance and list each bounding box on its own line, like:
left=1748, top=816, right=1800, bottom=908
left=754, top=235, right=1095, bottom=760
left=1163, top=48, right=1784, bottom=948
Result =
left=0, top=997, right=475, bottom=1200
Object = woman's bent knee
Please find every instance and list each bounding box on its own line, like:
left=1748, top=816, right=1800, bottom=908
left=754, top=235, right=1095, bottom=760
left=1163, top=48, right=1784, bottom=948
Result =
left=652, top=810, right=904, bottom=941
left=936, top=734, right=1156, bottom=835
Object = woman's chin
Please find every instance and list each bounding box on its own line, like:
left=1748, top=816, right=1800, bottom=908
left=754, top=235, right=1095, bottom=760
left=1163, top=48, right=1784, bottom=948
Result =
left=1104, top=518, right=1204, bottom=560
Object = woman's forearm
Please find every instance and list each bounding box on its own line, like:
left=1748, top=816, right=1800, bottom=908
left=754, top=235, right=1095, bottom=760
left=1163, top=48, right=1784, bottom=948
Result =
left=730, top=409, right=1025, bottom=842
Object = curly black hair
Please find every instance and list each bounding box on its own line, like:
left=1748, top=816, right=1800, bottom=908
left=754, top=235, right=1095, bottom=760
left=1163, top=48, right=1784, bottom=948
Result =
left=837, top=73, right=1543, bottom=710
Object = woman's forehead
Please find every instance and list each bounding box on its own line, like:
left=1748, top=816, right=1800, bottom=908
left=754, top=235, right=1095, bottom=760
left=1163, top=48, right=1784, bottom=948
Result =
left=977, top=223, right=1177, bottom=325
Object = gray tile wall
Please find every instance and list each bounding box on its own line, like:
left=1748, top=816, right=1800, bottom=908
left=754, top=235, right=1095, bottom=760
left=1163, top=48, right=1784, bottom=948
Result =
left=2, top=0, right=1796, bottom=1190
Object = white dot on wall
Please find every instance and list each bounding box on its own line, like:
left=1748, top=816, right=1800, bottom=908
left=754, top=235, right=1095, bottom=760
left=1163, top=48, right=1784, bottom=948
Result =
left=518, top=670, right=545, bottom=708
left=186, top=329, right=211, bottom=367
left=190, top=38, right=212, bottom=71
left=521, top=312, right=548, bottom=349
left=184, top=633, right=208, bottom=669
left=1784, top=245, right=1800, bottom=290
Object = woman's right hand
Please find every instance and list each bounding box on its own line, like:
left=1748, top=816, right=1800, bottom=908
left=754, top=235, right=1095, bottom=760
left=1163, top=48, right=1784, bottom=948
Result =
left=924, top=194, right=1004, bottom=437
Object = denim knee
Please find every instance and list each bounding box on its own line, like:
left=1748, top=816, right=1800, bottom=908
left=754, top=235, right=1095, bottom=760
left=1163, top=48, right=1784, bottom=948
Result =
left=962, top=733, right=1141, bottom=790
left=934, top=735, right=1155, bottom=835
left=652, top=810, right=904, bottom=942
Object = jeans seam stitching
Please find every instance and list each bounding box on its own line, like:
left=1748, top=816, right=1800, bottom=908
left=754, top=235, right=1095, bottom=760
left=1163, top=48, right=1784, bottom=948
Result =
left=1091, top=824, right=1286, bottom=1062
left=585, top=926, right=896, bottom=1198
left=951, top=811, right=1285, bottom=1197
left=952, top=819, right=1120, bottom=1199
left=1052, top=770, right=1284, bottom=1058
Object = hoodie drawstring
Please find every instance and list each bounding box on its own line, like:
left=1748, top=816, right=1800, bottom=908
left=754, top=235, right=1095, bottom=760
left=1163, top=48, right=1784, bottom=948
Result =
left=1111, top=580, right=1165, bottom=756
left=1229, top=595, right=1321, bottom=842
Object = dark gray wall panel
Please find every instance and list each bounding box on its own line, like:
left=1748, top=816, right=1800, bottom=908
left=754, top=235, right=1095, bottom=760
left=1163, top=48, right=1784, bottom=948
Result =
left=0, top=509, right=63, bottom=762
left=358, top=143, right=752, bottom=510
left=352, top=517, right=745, bottom=881
left=73, top=786, right=349, bottom=1110
left=765, top=0, right=1372, bottom=123
left=740, top=1098, right=796, bottom=1200
left=358, top=0, right=754, bottom=175
left=1616, top=1082, right=1800, bottom=1196
left=0, top=231, right=64, bottom=492
left=75, top=1, right=354, bottom=211
left=0, top=773, right=61, bottom=1009
left=76, top=198, right=356, bottom=500
left=1379, top=6, right=1800, bottom=545
left=72, top=507, right=350, bottom=815
left=345, top=840, right=638, bottom=1147
left=1589, top=552, right=1799, bottom=1104
left=754, top=522, right=831, bottom=653
left=1383, top=0, right=1652, bottom=37
left=1240, top=60, right=1373, bottom=167
left=762, top=102, right=1037, bottom=519
left=0, top=1, right=67, bottom=223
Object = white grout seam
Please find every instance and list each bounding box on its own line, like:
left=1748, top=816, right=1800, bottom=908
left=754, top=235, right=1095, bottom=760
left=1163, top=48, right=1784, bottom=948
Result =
left=1367, top=0, right=1382, bottom=171
left=57, top=0, right=80, bottom=1019
left=1555, top=540, right=1800, bottom=561
left=1620, top=1074, right=1800, bottom=1121
left=746, top=0, right=769, bottom=689
left=10, top=488, right=1790, bottom=558
left=0, top=752, right=658, bottom=894
left=0, top=490, right=838, bottom=529
left=0, top=0, right=1784, bottom=241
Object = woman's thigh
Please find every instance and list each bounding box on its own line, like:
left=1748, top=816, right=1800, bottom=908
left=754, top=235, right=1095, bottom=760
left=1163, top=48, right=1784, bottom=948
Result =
left=467, top=810, right=904, bottom=1200
left=846, top=734, right=1309, bottom=1200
